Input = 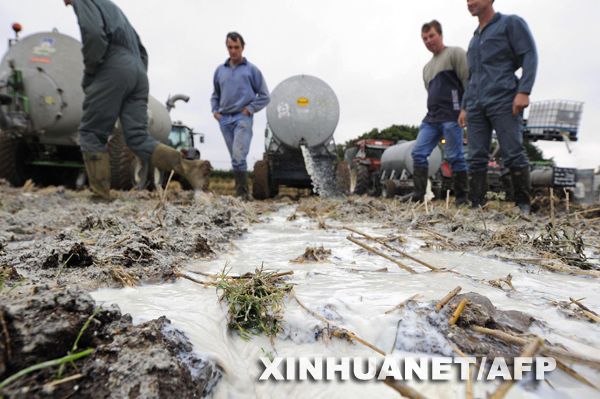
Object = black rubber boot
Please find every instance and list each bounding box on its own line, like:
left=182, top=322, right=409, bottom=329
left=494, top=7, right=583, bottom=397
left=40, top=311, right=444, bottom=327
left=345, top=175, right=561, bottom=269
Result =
left=469, top=171, right=488, bottom=208
left=453, top=171, right=469, bottom=207
left=510, top=166, right=531, bottom=215
left=411, top=166, right=429, bottom=202
left=234, top=170, right=250, bottom=200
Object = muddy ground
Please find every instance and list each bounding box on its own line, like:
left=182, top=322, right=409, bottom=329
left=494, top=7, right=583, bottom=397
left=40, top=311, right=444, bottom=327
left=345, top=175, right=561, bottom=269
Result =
left=0, top=181, right=265, bottom=398
left=1, top=180, right=599, bottom=397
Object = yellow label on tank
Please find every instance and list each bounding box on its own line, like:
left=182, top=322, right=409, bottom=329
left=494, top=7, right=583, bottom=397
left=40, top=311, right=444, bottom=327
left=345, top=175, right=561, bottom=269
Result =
left=297, top=97, right=309, bottom=107
left=44, top=96, right=55, bottom=105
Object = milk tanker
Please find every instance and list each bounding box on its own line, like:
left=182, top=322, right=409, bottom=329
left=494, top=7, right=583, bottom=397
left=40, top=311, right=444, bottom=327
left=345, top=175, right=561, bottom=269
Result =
left=253, top=75, right=347, bottom=199
left=0, top=27, right=171, bottom=189
left=379, top=140, right=443, bottom=198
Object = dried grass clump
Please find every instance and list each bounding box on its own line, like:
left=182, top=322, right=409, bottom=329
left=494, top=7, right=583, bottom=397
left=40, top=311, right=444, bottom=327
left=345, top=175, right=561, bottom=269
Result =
left=488, top=274, right=516, bottom=291
left=110, top=266, right=138, bottom=287
left=484, top=226, right=529, bottom=250
left=216, top=267, right=293, bottom=339
left=532, top=224, right=594, bottom=270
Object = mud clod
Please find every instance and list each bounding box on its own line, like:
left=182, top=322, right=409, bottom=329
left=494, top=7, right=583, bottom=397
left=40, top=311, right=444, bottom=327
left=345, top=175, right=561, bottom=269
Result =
left=194, top=235, right=214, bottom=257
left=42, top=243, right=94, bottom=270
left=446, top=293, right=534, bottom=332
left=41, top=251, right=59, bottom=270
left=291, top=246, right=332, bottom=263
left=0, top=286, right=221, bottom=398
left=63, top=243, right=94, bottom=268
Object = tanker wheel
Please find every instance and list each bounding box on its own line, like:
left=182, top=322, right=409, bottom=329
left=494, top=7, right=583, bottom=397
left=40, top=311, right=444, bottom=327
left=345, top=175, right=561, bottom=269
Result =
left=269, top=176, right=279, bottom=198
left=0, top=133, right=29, bottom=186
left=252, top=160, right=271, bottom=200
left=367, top=171, right=382, bottom=197
left=335, top=161, right=351, bottom=195
left=382, top=180, right=397, bottom=199
left=108, top=131, right=136, bottom=190
left=353, top=164, right=370, bottom=195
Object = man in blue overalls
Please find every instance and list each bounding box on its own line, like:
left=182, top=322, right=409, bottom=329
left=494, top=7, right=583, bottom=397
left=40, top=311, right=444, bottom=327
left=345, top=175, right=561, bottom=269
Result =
left=459, top=0, right=538, bottom=214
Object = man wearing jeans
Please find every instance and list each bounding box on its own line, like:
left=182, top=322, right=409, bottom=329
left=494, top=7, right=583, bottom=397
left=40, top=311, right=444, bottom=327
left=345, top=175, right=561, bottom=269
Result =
left=211, top=32, right=270, bottom=200
left=409, top=20, right=469, bottom=205
left=459, top=0, right=537, bottom=214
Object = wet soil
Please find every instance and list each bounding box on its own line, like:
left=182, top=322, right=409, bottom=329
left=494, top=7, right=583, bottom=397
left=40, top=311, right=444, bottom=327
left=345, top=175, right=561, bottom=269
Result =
left=294, top=195, right=600, bottom=274
left=0, top=182, right=259, bottom=397
left=1, top=285, right=221, bottom=398
left=1, top=181, right=599, bottom=397
left=0, top=183, right=258, bottom=291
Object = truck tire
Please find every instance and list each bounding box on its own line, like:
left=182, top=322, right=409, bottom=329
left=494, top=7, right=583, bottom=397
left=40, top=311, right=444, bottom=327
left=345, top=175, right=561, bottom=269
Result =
left=108, top=131, right=136, bottom=190
left=252, top=160, right=271, bottom=200
left=335, top=160, right=351, bottom=195
left=382, top=180, right=397, bottom=199
left=353, top=164, right=370, bottom=195
left=367, top=171, right=382, bottom=197
left=0, top=133, right=29, bottom=186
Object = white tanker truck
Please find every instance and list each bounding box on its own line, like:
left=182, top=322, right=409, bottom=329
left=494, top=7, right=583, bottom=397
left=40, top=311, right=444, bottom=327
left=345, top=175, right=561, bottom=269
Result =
left=0, top=26, right=173, bottom=189
left=253, top=75, right=348, bottom=199
left=378, top=140, right=444, bottom=199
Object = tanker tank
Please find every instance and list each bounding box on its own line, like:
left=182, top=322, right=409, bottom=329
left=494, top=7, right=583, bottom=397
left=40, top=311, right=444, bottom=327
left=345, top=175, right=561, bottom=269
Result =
left=380, top=140, right=442, bottom=178
left=0, top=29, right=170, bottom=188
left=254, top=75, right=345, bottom=199
left=379, top=140, right=443, bottom=199
left=266, top=75, right=339, bottom=149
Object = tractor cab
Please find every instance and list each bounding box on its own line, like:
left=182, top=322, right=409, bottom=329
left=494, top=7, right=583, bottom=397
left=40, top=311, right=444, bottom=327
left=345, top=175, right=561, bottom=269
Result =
left=168, top=121, right=203, bottom=160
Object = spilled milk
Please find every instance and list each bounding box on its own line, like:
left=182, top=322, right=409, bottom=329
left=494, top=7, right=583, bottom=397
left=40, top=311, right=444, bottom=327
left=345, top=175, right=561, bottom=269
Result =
left=92, top=205, right=600, bottom=398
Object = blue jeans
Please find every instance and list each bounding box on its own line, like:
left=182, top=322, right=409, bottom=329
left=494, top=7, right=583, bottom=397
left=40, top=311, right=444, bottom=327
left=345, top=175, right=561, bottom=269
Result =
left=219, top=113, right=253, bottom=172
left=412, top=121, right=467, bottom=172
left=466, top=105, right=528, bottom=173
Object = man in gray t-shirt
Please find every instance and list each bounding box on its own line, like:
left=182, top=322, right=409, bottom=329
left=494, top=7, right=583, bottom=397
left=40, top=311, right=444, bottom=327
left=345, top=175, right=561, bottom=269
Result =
left=408, top=20, right=469, bottom=205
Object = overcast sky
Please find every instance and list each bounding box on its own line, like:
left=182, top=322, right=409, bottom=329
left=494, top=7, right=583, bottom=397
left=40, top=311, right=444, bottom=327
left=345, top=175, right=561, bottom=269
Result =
left=2, top=0, right=599, bottom=170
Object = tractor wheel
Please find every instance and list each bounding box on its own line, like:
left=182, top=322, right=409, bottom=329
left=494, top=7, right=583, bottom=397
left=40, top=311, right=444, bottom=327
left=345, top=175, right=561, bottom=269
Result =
left=252, top=160, right=271, bottom=200
left=382, top=180, right=397, bottom=199
left=0, top=133, right=29, bottom=186
left=335, top=161, right=351, bottom=195
left=108, top=130, right=136, bottom=190
left=353, top=164, right=370, bottom=195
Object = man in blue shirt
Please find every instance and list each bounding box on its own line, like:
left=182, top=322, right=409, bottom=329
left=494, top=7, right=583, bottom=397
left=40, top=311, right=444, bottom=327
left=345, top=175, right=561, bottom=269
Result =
left=211, top=32, right=270, bottom=200
left=458, top=0, right=537, bottom=214
left=410, top=20, right=469, bottom=206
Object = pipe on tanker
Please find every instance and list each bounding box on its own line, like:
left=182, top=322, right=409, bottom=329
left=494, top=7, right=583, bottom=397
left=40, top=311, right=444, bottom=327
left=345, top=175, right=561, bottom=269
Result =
left=166, top=94, right=190, bottom=112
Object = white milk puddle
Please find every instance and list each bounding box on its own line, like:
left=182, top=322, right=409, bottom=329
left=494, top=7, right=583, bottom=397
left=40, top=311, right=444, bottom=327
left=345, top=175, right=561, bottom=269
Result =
left=92, top=205, right=600, bottom=398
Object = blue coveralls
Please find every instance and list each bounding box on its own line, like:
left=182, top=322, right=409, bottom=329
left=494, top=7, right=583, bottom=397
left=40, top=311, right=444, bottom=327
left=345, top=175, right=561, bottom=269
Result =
left=463, top=13, right=538, bottom=173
